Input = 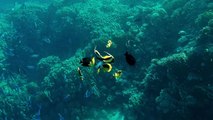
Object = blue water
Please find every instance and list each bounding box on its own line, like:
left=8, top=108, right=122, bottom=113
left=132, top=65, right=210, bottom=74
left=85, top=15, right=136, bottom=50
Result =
left=0, top=0, right=212, bottom=120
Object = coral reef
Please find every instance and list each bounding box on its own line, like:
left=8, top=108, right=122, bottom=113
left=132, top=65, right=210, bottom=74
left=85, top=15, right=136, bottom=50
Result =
left=0, top=0, right=212, bottom=119
left=195, top=10, right=213, bottom=28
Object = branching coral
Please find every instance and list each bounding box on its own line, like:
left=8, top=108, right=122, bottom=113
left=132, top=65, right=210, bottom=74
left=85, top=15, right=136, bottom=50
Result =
left=0, top=0, right=212, bottom=119
left=195, top=10, right=213, bottom=27
left=37, top=56, right=61, bottom=74
left=0, top=74, right=31, bottom=119
left=156, top=52, right=188, bottom=67
left=155, top=89, right=176, bottom=114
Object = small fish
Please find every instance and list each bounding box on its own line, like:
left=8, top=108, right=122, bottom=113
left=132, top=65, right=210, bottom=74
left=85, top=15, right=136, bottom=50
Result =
left=26, top=65, right=35, bottom=70
left=102, top=63, right=112, bottom=72
left=85, top=89, right=92, bottom=98
left=94, top=47, right=114, bottom=63
left=31, top=54, right=39, bottom=58
left=12, top=84, right=20, bottom=92
left=77, top=67, right=84, bottom=81
left=90, top=85, right=100, bottom=97
left=27, top=96, right=32, bottom=108
left=42, top=37, right=51, bottom=44
left=102, top=51, right=115, bottom=63
left=113, top=70, right=122, bottom=79
left=124, top=51, right=136, bottom=65
left=97, top=63, right=112, bottom=73
left=63, top=94, right=71, bottom=102
left=58, top=113, right=65, bottom=120
left=80, top=57, right=95, bottom=67
left=63, top=74, right=68, bottom=82
left=4, top=48, right=15, bottom=57
left=106, top=40, right=112, bottom=48
left=32, top=105, right=41, bottom=120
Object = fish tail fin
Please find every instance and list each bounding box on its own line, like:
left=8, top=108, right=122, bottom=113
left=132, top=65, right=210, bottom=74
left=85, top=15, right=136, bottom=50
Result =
left=89, top=57, right=95, bottom=66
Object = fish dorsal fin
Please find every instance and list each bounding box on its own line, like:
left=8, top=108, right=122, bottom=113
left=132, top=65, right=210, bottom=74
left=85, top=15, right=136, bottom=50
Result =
left=104, top=51, right=113, bottom=57
left=94, top=46, right=103, bottom=59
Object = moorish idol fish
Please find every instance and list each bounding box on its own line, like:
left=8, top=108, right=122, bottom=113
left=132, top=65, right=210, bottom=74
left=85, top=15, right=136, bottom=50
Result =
left=97, top=63, right=112, bottom=74
left=94, top=47, right=114, bottom=63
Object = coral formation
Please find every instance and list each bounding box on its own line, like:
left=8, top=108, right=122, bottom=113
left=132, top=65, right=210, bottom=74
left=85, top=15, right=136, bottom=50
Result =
left=0, top=0, right=212, bottom=119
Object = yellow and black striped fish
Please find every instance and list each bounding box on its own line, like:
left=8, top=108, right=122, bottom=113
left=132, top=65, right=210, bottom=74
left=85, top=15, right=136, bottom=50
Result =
left=94, top=47, right=114, bottom=63
left=97, top=63, right=112, bottom=74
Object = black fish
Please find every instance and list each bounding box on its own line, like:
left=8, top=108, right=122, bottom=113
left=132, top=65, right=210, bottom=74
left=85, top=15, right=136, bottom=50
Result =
left=124, top=51, right=136, bottom=65
left=80, top=57, right=91, bottom=66
left=80, top=57, right=95, bottom=67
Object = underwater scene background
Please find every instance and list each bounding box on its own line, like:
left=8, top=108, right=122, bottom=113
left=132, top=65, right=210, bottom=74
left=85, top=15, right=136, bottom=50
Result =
left=0, top=0, right=213, bottom=120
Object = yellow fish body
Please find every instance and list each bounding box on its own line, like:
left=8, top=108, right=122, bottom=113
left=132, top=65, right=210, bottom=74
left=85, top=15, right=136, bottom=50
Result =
left=106, top=40, right=112, bottom=48
left=101, top=51, right=114, bottom=63
left=89, top=57, right=95, bottom=67
left=97, top=63, right=112, bottom=73
left=94, top=47, right=114, bottom=63
left=113, top=70, right=122, bottom=79
left=102, top=63, right=112, bottom=72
